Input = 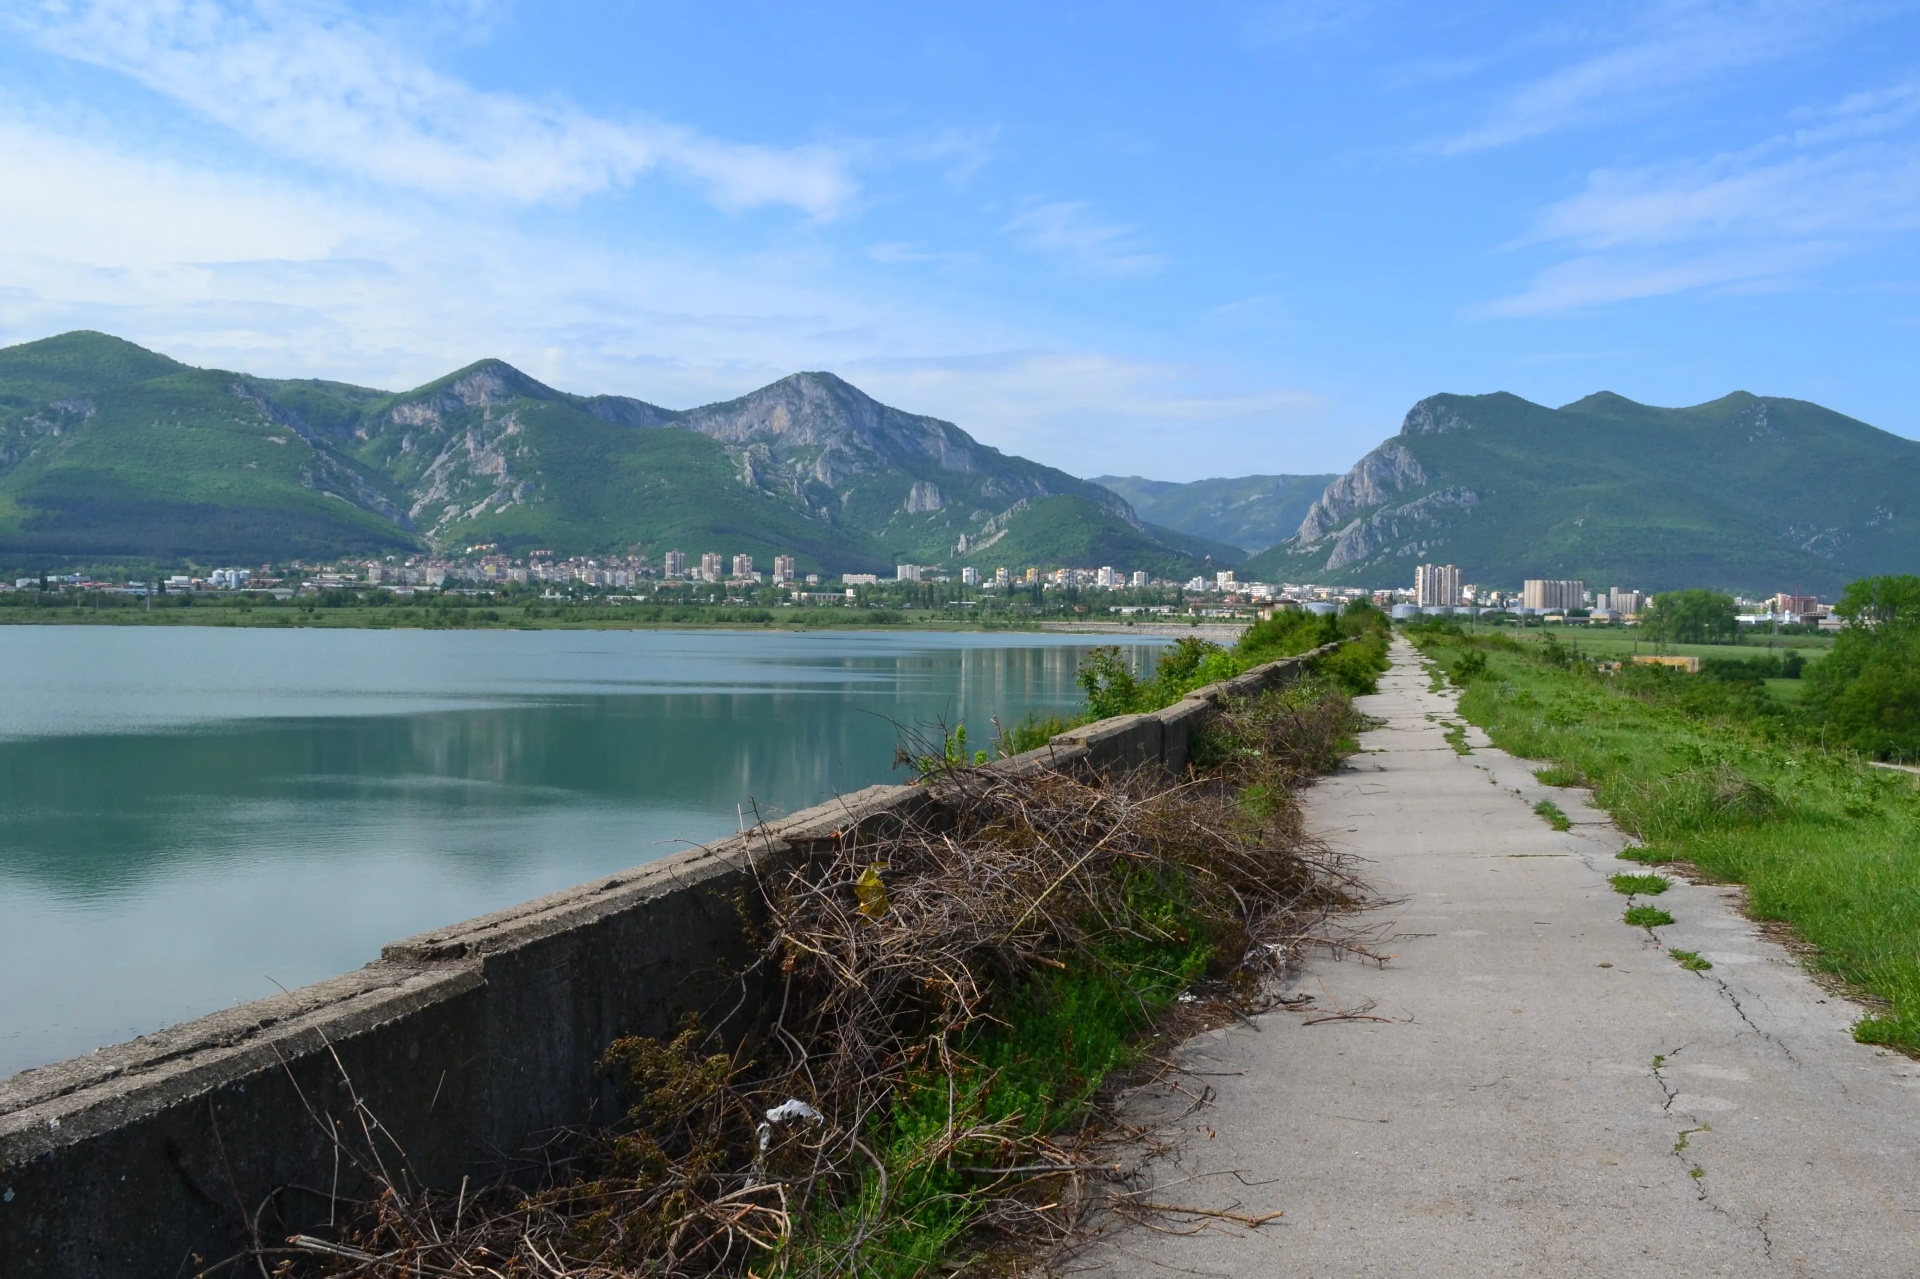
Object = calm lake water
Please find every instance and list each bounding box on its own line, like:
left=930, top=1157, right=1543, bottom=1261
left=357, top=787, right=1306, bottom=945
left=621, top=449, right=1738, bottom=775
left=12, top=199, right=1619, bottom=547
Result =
left=0, top=626, right=1163, bottom=1078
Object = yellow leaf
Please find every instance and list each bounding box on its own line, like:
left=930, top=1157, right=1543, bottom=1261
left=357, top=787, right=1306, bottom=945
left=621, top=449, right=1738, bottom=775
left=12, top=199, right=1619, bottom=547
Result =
left=852, top=865, right=889, bottom=920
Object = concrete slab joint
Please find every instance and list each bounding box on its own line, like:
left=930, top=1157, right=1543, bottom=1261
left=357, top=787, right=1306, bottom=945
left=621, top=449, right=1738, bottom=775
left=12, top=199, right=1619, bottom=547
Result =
left=1085, top=636, right=1920, bottom=1279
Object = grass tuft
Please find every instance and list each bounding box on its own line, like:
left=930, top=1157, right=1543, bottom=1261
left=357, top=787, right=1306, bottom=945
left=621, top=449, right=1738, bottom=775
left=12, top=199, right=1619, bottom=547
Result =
left=1534, top=764, right=1588, bottom=787
left=1533, top=799, right=1571, bottom=830
left=1625, top=905, right=1676, bottom=927
left=1610, top=872, right=1672, bottom=895
left=1670, top=948, right=1714, bottom=971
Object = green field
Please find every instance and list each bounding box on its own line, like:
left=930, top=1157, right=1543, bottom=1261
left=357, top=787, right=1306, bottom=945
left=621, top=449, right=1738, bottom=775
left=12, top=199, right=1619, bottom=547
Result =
left=1526, top=628, right=1833, bottom=663
left=1413, top=628, right=1920, bottom=1052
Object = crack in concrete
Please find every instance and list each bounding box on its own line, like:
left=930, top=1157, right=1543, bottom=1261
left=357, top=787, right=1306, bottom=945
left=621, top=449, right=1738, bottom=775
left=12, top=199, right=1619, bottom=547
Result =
left=1710, top=975, right=1798, bottom=1065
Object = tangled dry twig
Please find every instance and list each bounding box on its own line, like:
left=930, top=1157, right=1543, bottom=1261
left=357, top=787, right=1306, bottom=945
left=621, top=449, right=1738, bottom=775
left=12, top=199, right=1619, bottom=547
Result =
left=254, top=680, right=1371, bottom=1279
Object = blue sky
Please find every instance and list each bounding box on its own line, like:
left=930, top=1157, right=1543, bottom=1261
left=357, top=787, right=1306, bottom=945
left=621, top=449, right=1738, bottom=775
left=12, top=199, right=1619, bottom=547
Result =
left=2, top=0, right=1918, bottom=480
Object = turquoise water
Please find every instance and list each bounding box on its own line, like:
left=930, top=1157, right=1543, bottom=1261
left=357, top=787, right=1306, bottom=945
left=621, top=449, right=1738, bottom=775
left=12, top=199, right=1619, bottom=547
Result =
left=0, top=626, right=1161, bottom=1077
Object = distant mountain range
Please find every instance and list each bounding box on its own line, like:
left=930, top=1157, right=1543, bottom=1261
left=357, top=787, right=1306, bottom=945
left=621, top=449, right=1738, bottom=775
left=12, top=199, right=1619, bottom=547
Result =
left=1090, top=474, right=1337, bottom=553
left=8, top=333, right=1912, bottom=593
left=1229, top=391, right=1920, bottom=596
left=0, top=332, right=1233, bottom=577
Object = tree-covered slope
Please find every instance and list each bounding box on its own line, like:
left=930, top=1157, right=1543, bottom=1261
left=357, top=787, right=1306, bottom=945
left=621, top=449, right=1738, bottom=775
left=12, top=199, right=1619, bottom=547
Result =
left=1245, top=391, right=1920, bottom=595
left=0, top=332, right=1205, bottom=574
left=0, top=338, right=415, bottom=564
left=951, top=495, right=1232, bottom=580
left=1090, top=472, right=1337, bottom=552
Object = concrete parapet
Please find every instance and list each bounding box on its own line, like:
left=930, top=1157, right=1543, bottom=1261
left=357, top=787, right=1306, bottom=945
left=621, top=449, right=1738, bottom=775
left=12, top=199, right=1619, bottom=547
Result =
left=0, top=642, right=1339, bottom=1277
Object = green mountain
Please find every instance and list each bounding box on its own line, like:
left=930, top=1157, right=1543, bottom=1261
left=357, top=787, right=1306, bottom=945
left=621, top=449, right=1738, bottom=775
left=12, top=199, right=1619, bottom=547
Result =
left=951, top=495, right=1244, bottom=579
left=0, top=332, right=1220, bottom=578
left=1243, top=391, right=1920, bottom=596
left=1089, top=473, right=1337, bottom=552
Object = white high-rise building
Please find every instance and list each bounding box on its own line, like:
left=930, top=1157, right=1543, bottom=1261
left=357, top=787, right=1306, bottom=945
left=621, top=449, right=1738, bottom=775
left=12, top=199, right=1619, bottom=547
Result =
left=896, top=564, right=923, bottom=582
left=663, top=551, right=686, bottom=578
left=1415, top=564, right=1462, bottom=607
left=700, top=552, right=722, bottom=582
left=1216, top=570, right=1236, bottom=590
left=1097, top=566, right=1117, bottom=587
left=1522, top=579, right=1586, bottom=612
left=995, top=567, right=1010, bottom=586
left=960, top=566, right=980, bottom=586
left=1131, top=571, right=1149, bottom=588
left=772, top=555, right=795, bottom=584
left=731, top=554, right=754, bottom=579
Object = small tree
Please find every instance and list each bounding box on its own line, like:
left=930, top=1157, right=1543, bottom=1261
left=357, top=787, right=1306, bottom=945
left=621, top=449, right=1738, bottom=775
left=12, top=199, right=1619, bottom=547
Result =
left=1643, top=589, right=1737, bottom=644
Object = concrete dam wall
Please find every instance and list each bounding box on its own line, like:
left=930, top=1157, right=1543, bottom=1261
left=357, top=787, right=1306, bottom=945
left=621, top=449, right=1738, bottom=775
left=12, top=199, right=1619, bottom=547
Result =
left=0, top=645, right=1336, bottom=1277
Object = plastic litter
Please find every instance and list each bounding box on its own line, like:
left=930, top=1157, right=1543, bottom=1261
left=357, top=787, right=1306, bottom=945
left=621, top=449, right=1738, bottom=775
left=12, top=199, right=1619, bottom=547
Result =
left=757, top=1098, right=824, bottom=1152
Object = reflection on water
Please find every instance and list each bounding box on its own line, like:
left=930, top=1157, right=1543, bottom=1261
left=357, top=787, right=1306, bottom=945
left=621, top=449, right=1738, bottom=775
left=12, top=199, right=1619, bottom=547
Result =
left=0, top=626, right=1162, bottom=1077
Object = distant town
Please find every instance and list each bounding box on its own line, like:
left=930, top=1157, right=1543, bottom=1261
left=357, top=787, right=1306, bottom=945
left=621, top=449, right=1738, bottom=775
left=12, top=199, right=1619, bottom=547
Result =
left=2, top=549, right=1838, bottom=630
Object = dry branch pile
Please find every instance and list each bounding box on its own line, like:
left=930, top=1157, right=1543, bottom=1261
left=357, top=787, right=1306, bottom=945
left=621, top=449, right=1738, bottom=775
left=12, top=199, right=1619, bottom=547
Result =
left=263, top=682, right=1368, bottom=1279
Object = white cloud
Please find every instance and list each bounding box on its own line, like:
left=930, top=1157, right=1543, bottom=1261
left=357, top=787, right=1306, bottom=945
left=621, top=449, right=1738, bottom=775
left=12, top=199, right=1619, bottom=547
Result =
left=1525, top=147, right=1920, bottom=251
left=0, top=111, right=948, bottom=392
left=1003, top=201, right=1166, bottom=278
left=842, top=351, right=1330, bottom=478
left=1481, top=70, right=1920, bottom=315
left=1, top=0, right=856, bottom=214
left=1476, top=244, right=1840, bottom=316
left=1438, top=1, right=1881, bottom=154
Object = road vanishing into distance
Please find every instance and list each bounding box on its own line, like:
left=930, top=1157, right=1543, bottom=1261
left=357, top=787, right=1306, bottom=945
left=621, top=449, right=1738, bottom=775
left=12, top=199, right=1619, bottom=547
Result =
left=1089, top=640, right=1920, bottom=1278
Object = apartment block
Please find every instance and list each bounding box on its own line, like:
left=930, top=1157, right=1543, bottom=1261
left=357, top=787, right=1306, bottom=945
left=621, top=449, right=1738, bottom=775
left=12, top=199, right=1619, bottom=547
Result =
left=1607, top=587, right=1646, bottom=614
left=700, top=552, right=723, bottom=582
left=1415, top=563, right=1463, bottom=608
left=1523, top=578, right=1586, bottom=612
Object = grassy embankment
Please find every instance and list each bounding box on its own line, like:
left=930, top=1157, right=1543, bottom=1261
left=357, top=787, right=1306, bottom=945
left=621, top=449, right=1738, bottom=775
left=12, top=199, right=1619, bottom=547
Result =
left=290, top=625, right=1384, bottom=1279
left=994, top=603, right=1393, bottom=754
left=1410, top=624, right=1920, bottom=1051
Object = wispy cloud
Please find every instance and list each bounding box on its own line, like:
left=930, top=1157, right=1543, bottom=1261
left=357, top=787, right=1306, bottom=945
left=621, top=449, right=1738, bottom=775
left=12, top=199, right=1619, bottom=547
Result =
left=1, top=0, right=857, bottom=215
left=1437, top=1, right=1884, bottom=154
left=845, top=351, right=1328, bottom=477
left=1003, top=201, right=1165, bottom=278
left=1481, top=68, right=1920, bottom=316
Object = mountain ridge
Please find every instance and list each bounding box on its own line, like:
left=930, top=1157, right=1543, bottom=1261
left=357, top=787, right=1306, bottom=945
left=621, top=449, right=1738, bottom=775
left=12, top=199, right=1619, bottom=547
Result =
left=1244, top=389, right=1920, bottom=595
left=1091, top=472, right=1339, bottom=553
left=0, top=332, right=1214, bottom=577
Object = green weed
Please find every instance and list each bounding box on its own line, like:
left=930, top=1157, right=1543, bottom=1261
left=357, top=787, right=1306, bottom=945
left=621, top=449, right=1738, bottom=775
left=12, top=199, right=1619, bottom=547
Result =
left=1625, top=905, right=1676, bottom=927
left=1610, top=873, right=1672, bottom=895
left=1446, top=724, right=1473, bottom=755
left=1670, top=948, right=1713, bottom=971
left=1534, top=765, right=1588, bottom=787
left=1414, top=630, right=1920, bottom=1054
left=1533, top=799, right=1571, bottom=830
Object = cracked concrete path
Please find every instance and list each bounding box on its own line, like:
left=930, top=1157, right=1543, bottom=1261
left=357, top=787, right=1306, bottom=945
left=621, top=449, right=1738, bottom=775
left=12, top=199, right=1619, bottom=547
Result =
left=1083, top=638, right=1920, bottom=1277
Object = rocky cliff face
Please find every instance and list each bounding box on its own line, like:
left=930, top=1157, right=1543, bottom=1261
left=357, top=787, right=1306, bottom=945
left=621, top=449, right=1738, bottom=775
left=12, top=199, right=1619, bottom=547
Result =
left=1294, top=441, right=1429, bottom=543
left=1262, top=395, right=1480, bottom=579
left=668, top=372, right=1125, bottom=525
